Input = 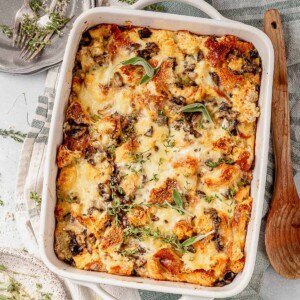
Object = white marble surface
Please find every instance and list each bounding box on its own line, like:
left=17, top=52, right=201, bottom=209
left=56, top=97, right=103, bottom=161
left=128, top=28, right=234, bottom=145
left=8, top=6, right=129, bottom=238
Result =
left=0, top=71, right=299, bottom=299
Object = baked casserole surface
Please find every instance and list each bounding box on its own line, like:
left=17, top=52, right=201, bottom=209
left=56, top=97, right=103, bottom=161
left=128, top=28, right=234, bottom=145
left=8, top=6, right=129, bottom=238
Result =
left=55, top=24, right=262, bottom=286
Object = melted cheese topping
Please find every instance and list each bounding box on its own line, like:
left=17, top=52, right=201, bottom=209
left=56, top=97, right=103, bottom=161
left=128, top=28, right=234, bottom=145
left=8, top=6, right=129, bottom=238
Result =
left=55, top=24, right=261, bottom=287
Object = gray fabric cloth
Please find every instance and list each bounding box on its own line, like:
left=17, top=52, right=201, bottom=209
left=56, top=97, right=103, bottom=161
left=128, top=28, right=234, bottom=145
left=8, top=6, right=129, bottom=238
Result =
left=16, top=1, right=300, bottom=299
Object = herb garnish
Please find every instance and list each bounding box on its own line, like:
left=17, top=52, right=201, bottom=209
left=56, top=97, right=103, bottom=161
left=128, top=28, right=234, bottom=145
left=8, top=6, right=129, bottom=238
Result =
left=0, top=264, right=32, bottom=299
left=0, top=25, right=13, bottom=38
left=125, top=149, right=151, bottom=174
left=166, top=189, right=194, bottom=217
left=118, top=249, right=139, bottom=257
left=124, top=225, right=214, bottom=252
left=22, top=11, right=70, bottom=53
left=205, top=158, right=234, bottom=168
left=107, top=199, right=137, bottom=226
left=30, top=0, right=43, bottom=14
left=30, top=191, right=42, bottom=209
left=163, top=131, right=175, bottom=153
left=149, top=174, right=159, bottom=182
left=181, top=230, right=215, bottom=247
left=0, top=198, right=4, bottom=206
left=229, top=187, right=236, bottom=198
left=36, top=282, right=52, bottom=300
left=108, top=57, right=161, bottom=85
left=179, top=103, right=214, bottom=123
left=0, top=129, right=27, bottom=143
left=205, top=195, right=215, bottom=203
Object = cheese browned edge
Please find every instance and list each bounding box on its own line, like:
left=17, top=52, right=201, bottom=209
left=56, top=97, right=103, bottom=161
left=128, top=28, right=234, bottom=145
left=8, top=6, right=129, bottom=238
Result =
left=54, top=24, right=261, bottom=287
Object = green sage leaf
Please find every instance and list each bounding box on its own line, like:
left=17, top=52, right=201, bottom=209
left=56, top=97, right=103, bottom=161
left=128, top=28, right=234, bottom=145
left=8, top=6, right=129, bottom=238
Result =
left=179, top=103, right=214, bottom=123
left=140, top=66, right=160, bottom=84
left=172, top=189, right=182, bottom=208
left=181, top=230, right=215, bottom=247
left=121, top=56, right=154, bottom=77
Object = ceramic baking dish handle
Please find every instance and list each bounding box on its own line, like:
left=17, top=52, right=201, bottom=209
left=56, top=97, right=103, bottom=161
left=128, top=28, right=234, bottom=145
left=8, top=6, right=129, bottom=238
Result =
left=131, top=0, right=228, bottom=21
left=71, top=280, right=118, bottom=300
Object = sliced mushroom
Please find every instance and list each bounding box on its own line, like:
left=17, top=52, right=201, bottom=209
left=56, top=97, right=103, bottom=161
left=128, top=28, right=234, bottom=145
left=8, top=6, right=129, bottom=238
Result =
left=204, top=208, right=224, bottom=251
left=157, top=114, right=168, bottom=126
left=137, top=42, right=159, bottom=60
left=67, top=126, right=88, bottom=139
left=210, top=72, right=220, bottom=86
left=197, top=50, right=204, bottom=62
left=170, top=96, right=186, bottom=106
left=94, top=52, right=108, bottom=66
left=68, top=231, right=83, bottom=256
left=214, top=271, right=237, bottom=287
left=98, top=183, right=111, bottom=202
left=249, top=49, right=259, bottom=59
left=127, top=43, right=141, bottom=52
left=138, top=27, right=152, bottom=39
left=144, top=126, right=153, bottom=137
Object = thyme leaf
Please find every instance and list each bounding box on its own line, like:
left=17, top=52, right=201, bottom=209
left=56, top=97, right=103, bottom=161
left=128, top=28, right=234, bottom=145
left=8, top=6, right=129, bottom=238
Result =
left=124, top=225, right=214, bottom=252
left=0, top=264, right=7, bottom=272
left=0, top=129, right=27, bottom=143
left=0, top=25, right=13, bottom=38
left=124, top=225, right=185, bottom=252
left=30, top=0, right=43, bottom=14
left=118, top=249, right=139, bottom=257
left=180, top=103, right=214, bottom=123
left=205, top=158, right=234, bottom=168
left=30, top=191, right=42, bottom=209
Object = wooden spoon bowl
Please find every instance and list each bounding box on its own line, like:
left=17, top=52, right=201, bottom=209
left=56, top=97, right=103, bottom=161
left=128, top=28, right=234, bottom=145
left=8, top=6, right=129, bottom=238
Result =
left=264, top=9, right=300, bottom=279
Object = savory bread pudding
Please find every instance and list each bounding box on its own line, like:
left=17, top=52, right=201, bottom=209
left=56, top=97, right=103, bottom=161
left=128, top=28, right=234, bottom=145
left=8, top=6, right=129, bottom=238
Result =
left=54, top=24, right=261, bottom=286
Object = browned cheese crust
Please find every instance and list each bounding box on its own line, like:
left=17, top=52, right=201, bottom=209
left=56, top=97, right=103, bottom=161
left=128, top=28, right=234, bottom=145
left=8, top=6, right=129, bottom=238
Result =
left=54, top=24, right=261, bottom=287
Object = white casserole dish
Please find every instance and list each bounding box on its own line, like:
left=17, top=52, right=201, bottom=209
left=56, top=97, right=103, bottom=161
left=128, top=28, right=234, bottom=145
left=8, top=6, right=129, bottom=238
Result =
left=40, top=0, right=274, bottom=299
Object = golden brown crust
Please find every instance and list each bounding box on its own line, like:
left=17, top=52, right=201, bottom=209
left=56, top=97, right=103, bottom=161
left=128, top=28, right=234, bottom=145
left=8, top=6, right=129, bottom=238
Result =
left=54, top=24, right=261, bottom=287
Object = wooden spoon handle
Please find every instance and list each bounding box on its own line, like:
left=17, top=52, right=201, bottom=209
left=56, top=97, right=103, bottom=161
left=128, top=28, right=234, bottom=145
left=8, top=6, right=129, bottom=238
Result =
left=264, top=10, right=294, bottom=201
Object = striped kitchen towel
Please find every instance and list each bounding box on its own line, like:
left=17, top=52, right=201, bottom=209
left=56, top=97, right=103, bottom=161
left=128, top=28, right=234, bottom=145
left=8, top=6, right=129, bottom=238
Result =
left=15, top=1, right=300, bottom=300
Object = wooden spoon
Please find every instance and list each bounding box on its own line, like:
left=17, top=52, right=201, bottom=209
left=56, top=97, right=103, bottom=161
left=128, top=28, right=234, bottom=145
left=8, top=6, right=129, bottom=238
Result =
left=264, top=9, right=300, bottom=279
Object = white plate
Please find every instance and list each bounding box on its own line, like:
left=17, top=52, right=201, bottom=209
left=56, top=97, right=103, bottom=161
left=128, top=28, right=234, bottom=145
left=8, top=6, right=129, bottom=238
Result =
left=0, top=0, right=92, bottom=74
left=0, top=247, right=68, bottom=299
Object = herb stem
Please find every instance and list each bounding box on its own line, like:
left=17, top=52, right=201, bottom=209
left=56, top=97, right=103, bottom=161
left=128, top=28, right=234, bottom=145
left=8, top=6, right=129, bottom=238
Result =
left=0, top=129, right=27, bottom=143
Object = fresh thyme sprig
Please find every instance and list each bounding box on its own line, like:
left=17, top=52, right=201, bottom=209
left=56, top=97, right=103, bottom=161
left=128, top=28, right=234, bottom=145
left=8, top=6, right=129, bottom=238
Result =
left=0, top=264, right=33, bottom=299
left=125, top=148, right=151, bottom=174
left=205, top=158, right=234, bottom=168
left=0, top=129, right=27, bottom=143
left=30, top=0, right=44, bottom=14
left=118, top=249, right=139, bottom=257
left=124, top=225, right=185, bottom=252
left=124, top=225, right=214, bottom=252
left=0, top=25, right=13, bottom=38
left=107, top=199, right=137, bottom=226
left=22, top=11, right=70, bottom=53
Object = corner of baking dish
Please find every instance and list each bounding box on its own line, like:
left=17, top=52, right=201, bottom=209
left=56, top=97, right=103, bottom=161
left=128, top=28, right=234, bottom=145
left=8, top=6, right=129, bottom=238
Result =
left=39, top=6, right=274, bottom=298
